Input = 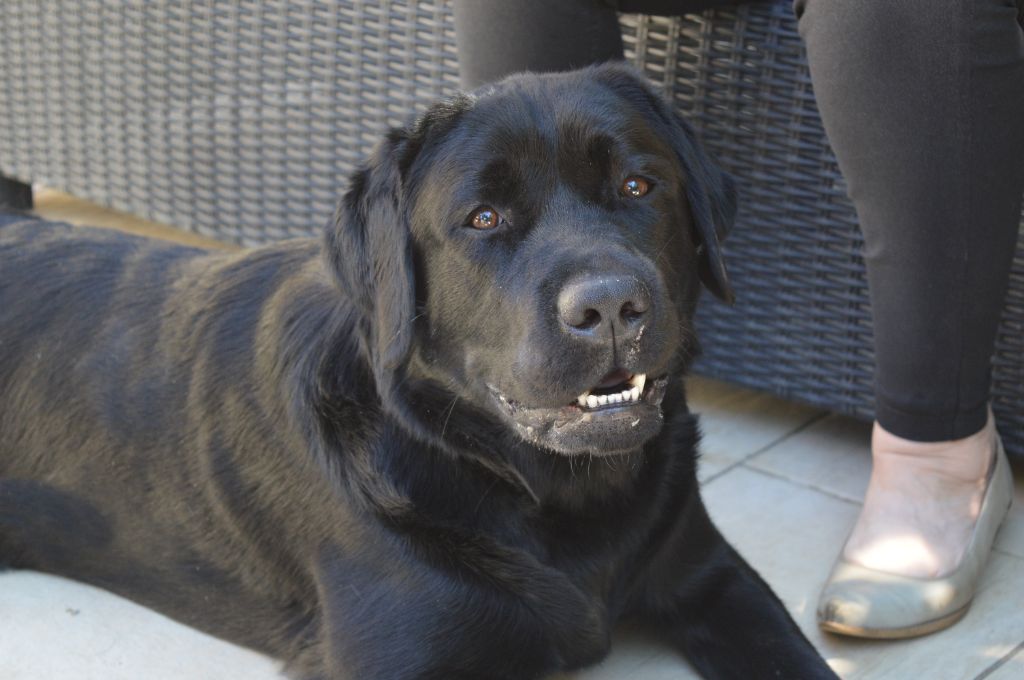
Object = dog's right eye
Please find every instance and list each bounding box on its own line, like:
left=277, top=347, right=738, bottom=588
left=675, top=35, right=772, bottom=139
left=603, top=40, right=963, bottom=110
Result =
left=621, top=176, right=652, bottom=198
left=468, top=206, right=502, bottom=230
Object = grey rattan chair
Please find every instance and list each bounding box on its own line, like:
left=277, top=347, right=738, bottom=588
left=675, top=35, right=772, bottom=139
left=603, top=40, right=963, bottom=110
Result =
left=1, top=1, right=1021, bottom=455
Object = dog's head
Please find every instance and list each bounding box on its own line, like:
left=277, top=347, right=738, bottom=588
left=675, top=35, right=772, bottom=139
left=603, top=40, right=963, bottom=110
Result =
left=326, top=64, right=735, bottom=456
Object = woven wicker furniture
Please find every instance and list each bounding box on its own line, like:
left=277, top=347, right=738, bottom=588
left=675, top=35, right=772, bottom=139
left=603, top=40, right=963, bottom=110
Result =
left=1, top=1, right=1021, bottom=455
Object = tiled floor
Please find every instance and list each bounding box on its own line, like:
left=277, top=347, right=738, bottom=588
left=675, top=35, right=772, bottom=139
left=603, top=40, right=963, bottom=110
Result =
left=2, top=192, right=1022, bottom=679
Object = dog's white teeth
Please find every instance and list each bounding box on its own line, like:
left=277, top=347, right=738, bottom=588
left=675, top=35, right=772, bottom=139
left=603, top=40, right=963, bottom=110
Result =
left=576, top=376, right=647, bottom=410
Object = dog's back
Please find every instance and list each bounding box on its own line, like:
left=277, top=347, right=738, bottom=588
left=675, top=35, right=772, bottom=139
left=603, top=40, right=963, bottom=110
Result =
left=0, top=64, right=840, bottom=679
left=0, top=217, right=341, bottom=654
left=0, top=217, right=212, bottom=479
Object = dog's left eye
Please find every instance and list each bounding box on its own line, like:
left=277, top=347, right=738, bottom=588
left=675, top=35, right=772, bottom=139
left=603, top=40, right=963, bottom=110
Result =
left=621, top=176, right=652, bottom=198
left=467, top=206, right=503, bottom=230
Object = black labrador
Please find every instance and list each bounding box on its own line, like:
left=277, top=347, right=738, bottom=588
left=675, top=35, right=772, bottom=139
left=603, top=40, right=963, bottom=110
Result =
left=0, top=64, right=836, bottom=679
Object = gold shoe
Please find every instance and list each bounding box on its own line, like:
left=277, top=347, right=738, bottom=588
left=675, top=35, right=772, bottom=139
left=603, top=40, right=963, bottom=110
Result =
left=817, top=436, right=1014, bottom=639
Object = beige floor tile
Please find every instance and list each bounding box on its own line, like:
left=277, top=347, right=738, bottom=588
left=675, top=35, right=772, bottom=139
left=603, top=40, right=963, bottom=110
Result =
left=686, top=375, right=755, bottom=410
left=555, top=627, right=699, bottom=680
left=703, top=466, right=1024, bottom=680
left=996, top=455, right=1024, bottom=560
left=703, top=465, right=856, bottom=623
left=686, top=376, right=826, bottom=482
left=982, top=645, right=1024, bottom=679
left=615, top=651, right=701, bottom=679
left=0, top=571, right=283, bottom=680
left=745, top=413, right=872, bottom=502
left=33, top=188, right=233, bottom=250
left=748, top=414, right=1024, bottom=560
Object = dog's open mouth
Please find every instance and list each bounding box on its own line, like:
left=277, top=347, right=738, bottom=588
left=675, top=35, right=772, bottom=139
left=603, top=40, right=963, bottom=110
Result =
left=489, top=371, right=669, bottom=455
left=572, top=369, right=648, bottom=411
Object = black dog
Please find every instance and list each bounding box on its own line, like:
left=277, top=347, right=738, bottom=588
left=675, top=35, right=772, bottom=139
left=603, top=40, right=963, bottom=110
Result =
left=0, top=64, right=835, bottom=679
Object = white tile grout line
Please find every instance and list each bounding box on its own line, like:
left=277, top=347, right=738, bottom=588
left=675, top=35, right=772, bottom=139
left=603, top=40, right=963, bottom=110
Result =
left=992, top=547, right=1022, bottom=560
left=700, top=410, right=832, bottom=486
left=734, top=463, right=862, bottom=506
left=974, top=638, right=1024, bottom=680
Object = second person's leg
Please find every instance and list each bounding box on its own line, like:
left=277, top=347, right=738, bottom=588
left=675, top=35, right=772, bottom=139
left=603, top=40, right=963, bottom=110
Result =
left=797, top=0, right=1024, bottom=633
left=453, top=0, right=624, bottom=90
left=453, top=0, right=754, bottom=90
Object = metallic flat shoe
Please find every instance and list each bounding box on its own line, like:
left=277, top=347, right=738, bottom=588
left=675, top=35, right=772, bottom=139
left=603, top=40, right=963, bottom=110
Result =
left=817, top=436, right=1014, bottom=639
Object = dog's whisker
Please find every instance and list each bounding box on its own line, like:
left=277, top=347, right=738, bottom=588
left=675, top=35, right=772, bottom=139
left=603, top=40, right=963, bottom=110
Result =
left=652, top=232, right=680, bottom=265
left=439, top=388, right=461, bottom=441
left=473, top=478, right=500, bottom=516
left=384, top=313, right=426, bottom=349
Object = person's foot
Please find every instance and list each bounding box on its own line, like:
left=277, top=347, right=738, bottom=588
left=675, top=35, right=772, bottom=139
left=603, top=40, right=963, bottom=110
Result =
left=841, top=413, right=996, bottom=579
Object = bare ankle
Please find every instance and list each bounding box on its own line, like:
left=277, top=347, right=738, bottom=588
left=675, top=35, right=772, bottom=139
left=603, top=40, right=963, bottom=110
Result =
left=872, top=414, right=995, bottom=484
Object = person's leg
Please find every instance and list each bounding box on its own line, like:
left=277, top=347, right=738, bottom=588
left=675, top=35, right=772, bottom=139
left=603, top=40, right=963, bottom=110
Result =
left=796, top=0, right=1024, bottom=578
left=453, top=0, right=625, bottom=90
left=453, top=0, right=754, bottom=90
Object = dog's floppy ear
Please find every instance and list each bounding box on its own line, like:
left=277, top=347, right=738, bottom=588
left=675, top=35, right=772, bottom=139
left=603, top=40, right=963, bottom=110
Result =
left=665, top=109, right=737, bottom=304
left=325, top=130, right=415, bottom=386
left=325, top=96, right=474, bottom=389
left=594, top=64, right=736, bottom=304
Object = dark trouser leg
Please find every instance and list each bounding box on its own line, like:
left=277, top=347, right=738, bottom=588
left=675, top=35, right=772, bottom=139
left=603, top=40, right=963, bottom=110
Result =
left=452, top=0, right=624, bottom=90
left=453, top=0, right=749, bottom=90
left=796, top=0, right=1024, bottom=441
left=0, top=176, right=32, bottom=210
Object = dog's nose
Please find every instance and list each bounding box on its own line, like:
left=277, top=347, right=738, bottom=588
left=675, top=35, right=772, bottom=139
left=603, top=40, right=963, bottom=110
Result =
left=557, top=274, right=650, bottom=340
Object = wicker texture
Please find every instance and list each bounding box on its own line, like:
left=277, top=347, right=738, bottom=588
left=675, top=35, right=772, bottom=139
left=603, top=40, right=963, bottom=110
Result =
left=1, top=1, right=1021, bottom=455
left=619, top=5, right=1024, bottom=459
left=0, top=0, right=459, bottom=243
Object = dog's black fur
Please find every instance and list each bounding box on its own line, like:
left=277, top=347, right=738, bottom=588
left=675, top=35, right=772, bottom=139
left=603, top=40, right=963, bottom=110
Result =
left=0, top=65, right=835, bottom=679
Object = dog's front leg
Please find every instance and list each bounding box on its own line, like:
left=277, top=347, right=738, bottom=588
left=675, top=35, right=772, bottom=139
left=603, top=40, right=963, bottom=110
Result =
left=635, top=497, right=838, bottom=680
left=308, top=543, right=575, bottom=680
left=309, top=553, right=486, bottom=680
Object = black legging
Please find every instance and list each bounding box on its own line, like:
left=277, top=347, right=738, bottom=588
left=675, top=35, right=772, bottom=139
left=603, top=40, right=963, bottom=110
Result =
left=453, top=0, right=1024, bottom=443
